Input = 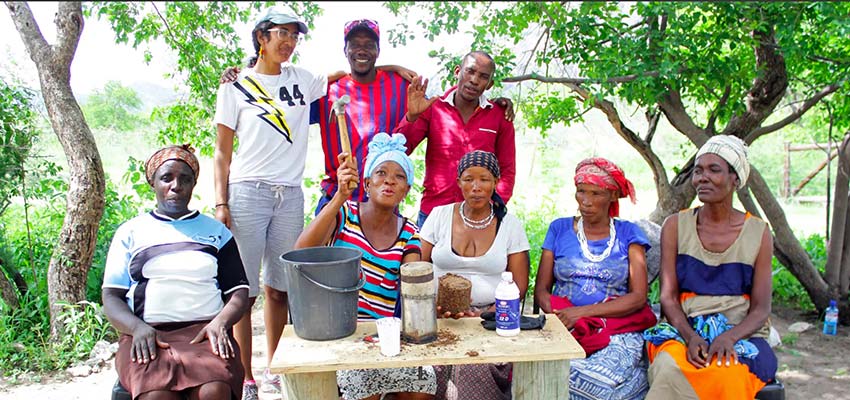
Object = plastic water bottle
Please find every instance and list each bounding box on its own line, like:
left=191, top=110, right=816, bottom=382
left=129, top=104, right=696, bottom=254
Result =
left=495, top=271, right=520, bottom=337
left=823, top=300, right=838, bottom=336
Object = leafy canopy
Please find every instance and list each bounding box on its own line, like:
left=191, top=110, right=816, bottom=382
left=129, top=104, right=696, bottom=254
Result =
left=386, top=2, right=850, bottom=136
left=84, top=2, right=322, bottom=156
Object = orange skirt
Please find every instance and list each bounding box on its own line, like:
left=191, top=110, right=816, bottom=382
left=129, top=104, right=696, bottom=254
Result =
left=646, top=340, right=766, bottom=400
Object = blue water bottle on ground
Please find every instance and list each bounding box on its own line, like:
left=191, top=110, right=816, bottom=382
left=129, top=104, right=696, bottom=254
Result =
left=823, top=300, right=838, bottom=336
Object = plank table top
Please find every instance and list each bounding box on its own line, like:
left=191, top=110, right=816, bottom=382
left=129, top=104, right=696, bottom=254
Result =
left=270, top=314, right=585, bottom=375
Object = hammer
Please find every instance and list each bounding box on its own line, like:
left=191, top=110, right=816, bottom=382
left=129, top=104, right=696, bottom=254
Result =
left=330, top=95, right=357, bottom=190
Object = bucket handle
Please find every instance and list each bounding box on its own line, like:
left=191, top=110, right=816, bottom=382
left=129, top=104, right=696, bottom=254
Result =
left=293, top=264, right=366, bottom=293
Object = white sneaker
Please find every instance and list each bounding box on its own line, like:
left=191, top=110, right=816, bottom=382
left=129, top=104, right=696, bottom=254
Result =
left=242, top=381, right=259, bottom=400
left=262, top=368, right=281, bottom=392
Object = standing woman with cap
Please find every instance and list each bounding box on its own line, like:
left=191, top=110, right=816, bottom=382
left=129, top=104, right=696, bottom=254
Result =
left=213, top=6, right=330, bottom=398
left=534, top=157, right=655, bottom=400
left=645, top=135, right=777, bottom=399
left=419, top=150, right=531, bottom=400
left=102, top=145, right=249, bottom=400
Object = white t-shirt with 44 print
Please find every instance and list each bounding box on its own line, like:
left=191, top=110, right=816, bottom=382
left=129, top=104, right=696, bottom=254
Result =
left=214, top=63, right=327, bottom=186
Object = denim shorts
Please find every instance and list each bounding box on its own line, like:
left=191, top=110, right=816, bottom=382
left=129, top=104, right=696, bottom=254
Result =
left=228, top=181, right=304, bottom=297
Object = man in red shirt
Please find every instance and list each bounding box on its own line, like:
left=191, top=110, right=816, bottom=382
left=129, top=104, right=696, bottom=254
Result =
left=395, top=51, right=516, bottom=227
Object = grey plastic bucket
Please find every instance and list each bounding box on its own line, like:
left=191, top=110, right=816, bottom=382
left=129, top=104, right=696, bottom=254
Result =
left=280, top=246, right=365, bottom=341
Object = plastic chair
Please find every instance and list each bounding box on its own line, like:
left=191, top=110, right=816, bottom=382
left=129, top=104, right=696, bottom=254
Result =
left=111, top=379, right=131, bottom=400
left=755, top=378, right=785, bottom=400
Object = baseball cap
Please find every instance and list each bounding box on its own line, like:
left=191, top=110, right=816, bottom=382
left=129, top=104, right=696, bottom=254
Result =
left=344, top=19, right=380, bottom=43
left=255, top=6, right=308, bottom=34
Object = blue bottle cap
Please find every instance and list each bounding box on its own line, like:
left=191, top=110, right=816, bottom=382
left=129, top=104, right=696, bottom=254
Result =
left=829, top=300, right=837, bottom=307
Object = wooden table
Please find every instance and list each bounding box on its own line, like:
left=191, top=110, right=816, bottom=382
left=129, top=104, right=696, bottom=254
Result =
left=270, top=314, right=585, bottom=399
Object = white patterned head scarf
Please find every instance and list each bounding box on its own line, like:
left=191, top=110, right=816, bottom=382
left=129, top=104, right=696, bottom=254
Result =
left=696, top=135, right=750, bottom=189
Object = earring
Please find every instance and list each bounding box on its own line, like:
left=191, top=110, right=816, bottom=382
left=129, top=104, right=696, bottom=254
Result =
left=259, top=45, right=264, bottom=60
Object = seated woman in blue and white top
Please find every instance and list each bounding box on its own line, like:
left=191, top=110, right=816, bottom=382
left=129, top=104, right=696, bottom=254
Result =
left=102, top=145, right=249, bottom=400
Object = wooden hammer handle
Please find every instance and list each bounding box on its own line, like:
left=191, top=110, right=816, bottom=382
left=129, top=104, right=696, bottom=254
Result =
left=336, top=113, right=357, bottom=190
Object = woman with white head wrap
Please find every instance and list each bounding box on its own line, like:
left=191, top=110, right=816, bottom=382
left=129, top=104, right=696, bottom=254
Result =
left=695, top=134, right=751, bottom=189
left=295, top=133, right=436, bottom=400
left=645, top=135, right=777, bottom=399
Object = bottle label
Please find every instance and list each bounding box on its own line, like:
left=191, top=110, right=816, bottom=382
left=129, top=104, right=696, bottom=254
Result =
left=495, top=298, right=520, bottom=330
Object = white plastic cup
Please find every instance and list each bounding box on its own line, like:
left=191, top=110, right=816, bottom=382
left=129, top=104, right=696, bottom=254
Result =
left=375, top=317, right=401, bottom=357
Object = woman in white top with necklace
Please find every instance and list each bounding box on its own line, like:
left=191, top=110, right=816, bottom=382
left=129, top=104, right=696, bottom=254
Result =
left=419, top=150, right=530, bottom=400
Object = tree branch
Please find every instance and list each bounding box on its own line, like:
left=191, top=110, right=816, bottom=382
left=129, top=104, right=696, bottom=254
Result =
left=745, top=82, right=842, bottom=143
left=503, top=70, right=661, bottom=85
left=53, top=1, right=84, bottom=67
left=522, top=26, right=550, bottom=76
left=748, top=166, right=831, bottom=309
left=721, top=27, right=788, bottom=138
left=4, top=2, right=51, bottom=65
left=658, top=89, right=709, bottom=146
left=706, top=85, right=731, bottom=135
left=645, top=107, right=660, bottom=144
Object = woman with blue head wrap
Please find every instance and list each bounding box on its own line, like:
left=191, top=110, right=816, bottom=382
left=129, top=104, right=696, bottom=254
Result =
left=295, top=133, right=437, bottom=400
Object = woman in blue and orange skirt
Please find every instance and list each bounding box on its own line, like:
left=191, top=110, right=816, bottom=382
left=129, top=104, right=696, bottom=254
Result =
left=645, top=135, right=777, bottom=399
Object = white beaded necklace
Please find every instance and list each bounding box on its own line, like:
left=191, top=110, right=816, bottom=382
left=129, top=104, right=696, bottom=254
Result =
left=459, top=201, right=494, bottom=230
left=576, top=217, right=616, bottom=262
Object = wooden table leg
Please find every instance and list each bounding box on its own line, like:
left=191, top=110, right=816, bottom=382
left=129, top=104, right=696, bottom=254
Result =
left=282, top=371, right=338, bottom=400
left=512, top=360, right=570, bottom=399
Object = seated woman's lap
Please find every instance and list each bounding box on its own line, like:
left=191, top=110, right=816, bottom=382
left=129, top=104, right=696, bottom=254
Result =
left=115, top=322, right=243, bottom=399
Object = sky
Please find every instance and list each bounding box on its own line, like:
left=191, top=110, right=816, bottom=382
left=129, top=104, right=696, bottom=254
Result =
left=0, top=2, right=460, bottom=97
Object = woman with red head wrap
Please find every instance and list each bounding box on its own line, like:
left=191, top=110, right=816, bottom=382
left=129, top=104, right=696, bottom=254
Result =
left=534, top=157, right=655, bottom=399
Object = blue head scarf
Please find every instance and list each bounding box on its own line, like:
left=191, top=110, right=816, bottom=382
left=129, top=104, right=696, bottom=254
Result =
left=363, top=133, right=415, bottom=186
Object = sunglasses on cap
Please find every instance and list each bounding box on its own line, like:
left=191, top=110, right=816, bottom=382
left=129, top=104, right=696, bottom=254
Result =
left=344, top=19, right=380, bottom=38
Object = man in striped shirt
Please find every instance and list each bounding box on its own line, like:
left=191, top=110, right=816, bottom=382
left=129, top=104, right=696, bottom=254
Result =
left=312, top=19, right=412, bottom=213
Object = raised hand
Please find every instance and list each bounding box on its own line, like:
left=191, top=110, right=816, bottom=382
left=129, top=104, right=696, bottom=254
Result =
left=406, top=75, right=439, bottom=122
left=335, top=152, right=359, bottom=200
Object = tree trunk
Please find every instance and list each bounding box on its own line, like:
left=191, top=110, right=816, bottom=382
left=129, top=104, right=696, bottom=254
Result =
left=0, top=257, right=21, bottom=310
left=6, top=1, right=105, bottom=339
left=747, top=167, right=832, bottom=310
left=826, top=133, right=850, bottom=297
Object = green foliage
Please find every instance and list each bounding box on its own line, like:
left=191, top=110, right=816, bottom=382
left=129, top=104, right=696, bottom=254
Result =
left=0, top=80, right=38, bottom=217
left=515, top=198, right=559, bottom=299
left=385, top=2, right=850, bottom=133
left=85, top=1, right=322, bottom=155
left=82, top=81, right=145, bottom=132
left=54, top=301, right=116, bottom=362
left=781, top=332, right=799, bottom=346
left=0, top=295, right=116, bottom=376
left=772, top=233, right=827, bottom=310
left=0, top=166, right=141, bottom=376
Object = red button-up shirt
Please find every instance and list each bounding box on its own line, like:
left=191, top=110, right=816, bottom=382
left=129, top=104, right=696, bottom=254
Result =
left=395, top=86, right=516, bottom=216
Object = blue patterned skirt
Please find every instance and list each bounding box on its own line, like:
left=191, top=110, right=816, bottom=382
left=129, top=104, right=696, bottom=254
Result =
left=570, top=332, right=649, bottom=400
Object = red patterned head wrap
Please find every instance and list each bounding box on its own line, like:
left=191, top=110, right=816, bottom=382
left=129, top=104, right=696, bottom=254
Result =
left=145, top=144, right=200, bottom=186
left=574, top=157, right=636, bottom=217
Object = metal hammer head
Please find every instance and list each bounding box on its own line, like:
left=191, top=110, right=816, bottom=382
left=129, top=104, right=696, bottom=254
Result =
left=331, top=95, right=351, bottom=114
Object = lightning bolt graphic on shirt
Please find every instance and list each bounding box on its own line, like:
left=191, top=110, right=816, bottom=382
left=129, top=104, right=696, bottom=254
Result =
left=233, top=76, right=293, bottom=143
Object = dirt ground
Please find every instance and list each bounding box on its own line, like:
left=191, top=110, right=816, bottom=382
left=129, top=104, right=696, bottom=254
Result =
left=1, top=305, right=848, bottom=399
